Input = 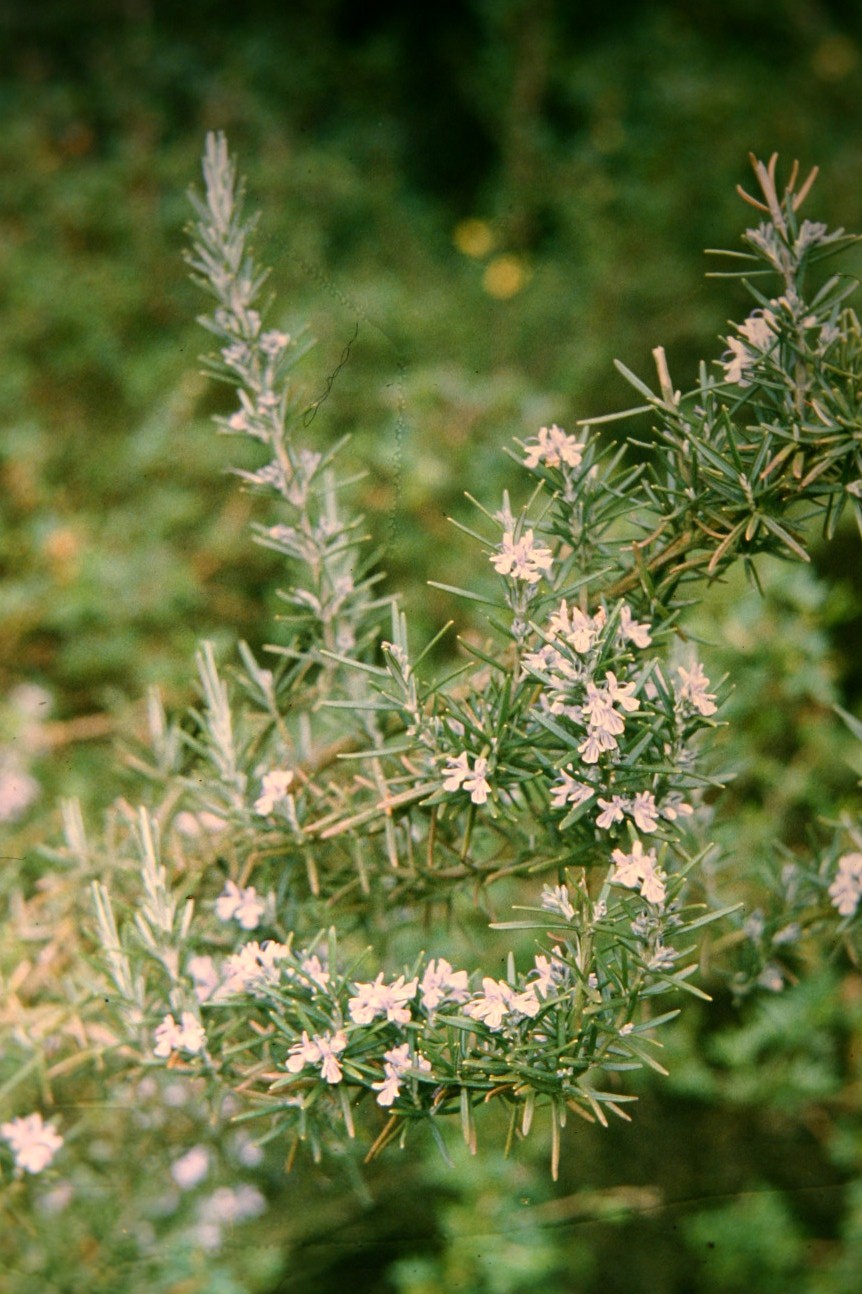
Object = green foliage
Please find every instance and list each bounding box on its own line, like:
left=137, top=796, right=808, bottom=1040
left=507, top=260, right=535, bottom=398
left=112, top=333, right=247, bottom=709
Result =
left=683, top=1190, right=807, bottom=1293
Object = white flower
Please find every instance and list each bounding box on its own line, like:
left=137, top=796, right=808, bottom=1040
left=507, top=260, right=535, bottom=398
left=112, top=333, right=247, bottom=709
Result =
left=174, top=810, right=228, bottom=838
left=617, top=603, right=652, bottom=648
left=231, top=1132, right=264, bottom=1168
left=442, top=751, right=469, bottom=792
left=582, top=684, right=625, bottom=738
left=738, top=308, right=777, bottom=351
left=1, top=1113, right=63, bottom=1175
left=523, top=424, right=586, bottom=470
left=647, top=945, right=678, bottom=971
left=463, top=756, right=491, bottom=804
left=464, top=978, right=541, bottom=1030
left=254, top=768, right=294, bottom=816
left=153, top=1011, right=207, bottom=1060
left=794, top=220, right=831, bottom=254
left=215, top=879, right=266, bottom=930
left=550, top=769, right=594, bottom=811
left=629, top=791, right=659, bottom=833
left=603, top=671, right=640, bottom=713
left=773, top=922, right=801, bottom=946
left=611, top=843, right=647, bottom=889
left=757, top=964, right=784, bottom=992
left=38, top=1181, right=73, bottom=1214
left=285, top=1029, right=348, bottom=1084
left=222, top=940, right=290, bottom=995
left=531, top=955, right=556, bottom=998
left=722, top=336, right=754, bottom=386
left=596, top=796, right=627, bottom=829
left=171, top=1145, right=211, bottom=1190
left=530, top=949, right=567, bottom=998
left=8, top=682, right=52, bottom=718
left=222, top=945, right=265, bottom=995
left=298, top=951, right=330, bottom=990
left=200, top=1184, right=266, bottom=1225
left=221, top=341, right=250, bottom=370
left=348, top=973, right=418, bottom=1025
left=464, top=978, right=514, bottom=1030
left=509, top=987, right=541, bottom=1018
left=419, top=959, right=470, bottom=1012
left=371, top=1069, right=403, bottom=1108
left=372, top=1043, right=432, bottom=1107
left=284, top=1030, right=320, bottom=1073
left=829, top=852, right=862, bottom=918
left=195, top=1221, right=222, bottom=1252
left=260, top=329, right=290, bottom=356
left=490, top=529, right=553, bottom=584
left=548, top=600, right=605, bottom=653
left=522, top=641, right=570, bottom=680
left=578, top=729, right=617, bottom=764
left=316, top=1034, right=349, bottom=1084
left=638, top=866, right=666, bottom=907
left=187, top=954, right=222, bottom=1003
left=0, top=766, right=40, bottom=823
left=541, top=883, right=575, bottom=921
left=660, top=795, right=693, bottom=822
left=610, top=840, right=667, bottom=906
left=243, top=309, right=262, bottom=336
left=676, top=662, right=718, bottom=717
left=442, top=752, right=491, bottom=805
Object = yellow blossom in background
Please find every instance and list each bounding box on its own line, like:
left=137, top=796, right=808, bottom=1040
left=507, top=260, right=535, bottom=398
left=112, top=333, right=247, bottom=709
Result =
left=812, top=35, right=859, bottom=81
left=453, top=217, right=495, bottom=258
left=483, top=254, right=528, bottom=300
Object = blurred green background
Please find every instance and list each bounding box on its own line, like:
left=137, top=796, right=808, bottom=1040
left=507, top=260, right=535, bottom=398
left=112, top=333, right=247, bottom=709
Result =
left=3, top=1, right=862, bottom=1290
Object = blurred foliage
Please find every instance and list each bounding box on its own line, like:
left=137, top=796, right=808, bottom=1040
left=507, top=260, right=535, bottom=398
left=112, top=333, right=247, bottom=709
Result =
left=3, top=1, right=862, bottom=1291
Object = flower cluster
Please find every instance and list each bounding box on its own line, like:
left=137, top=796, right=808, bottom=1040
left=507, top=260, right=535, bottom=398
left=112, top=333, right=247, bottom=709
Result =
left=442, top=751, right=492, bottom=804
left=522, top=424, right=586, bottom=470
left=275, top=958, right=472, bottom=1106
left=593, top=791, right=691, bottom=832
left=722, top=308, right=778, bottom=386
left=1, top=1112, right=63, bottom=1175
left=222, top=939, right=291, bottom=995
left=372, top=1044, right=432, bottom=1107
left=534, top=658, right=641, bottom=766
left=348, top=973, right=419, bottom=1025
left=546, top=598, right=607, bottom=655
left=541, top=884, right=576, bottom=922
left=418, top=958, right=470, bottom=1012
left=285, top=1029, right=348, bottom=1084
left=530, top=948, right=569, bottom=998
left=577, top=672, right=640, bottom=764
left=610, top=840, right=667, bottom=907
left=549, top=770, right=595, bottom=811
left=675, top=663, right=718, bottom=717
left=254, top=768, right=294, bottom=815
left=463, top=977, right=542, bottom=1031
left=215, top=880, right=266, bottom=930
left=828, top=852, right=862, bottom=918
left=153, top=1011, right=207, bottom=1059
left=194, top=1183, right=267, bottom=1252
left=188, top=942, right=328, bottom=1002
left=490, top=529, right=553, bottom=584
